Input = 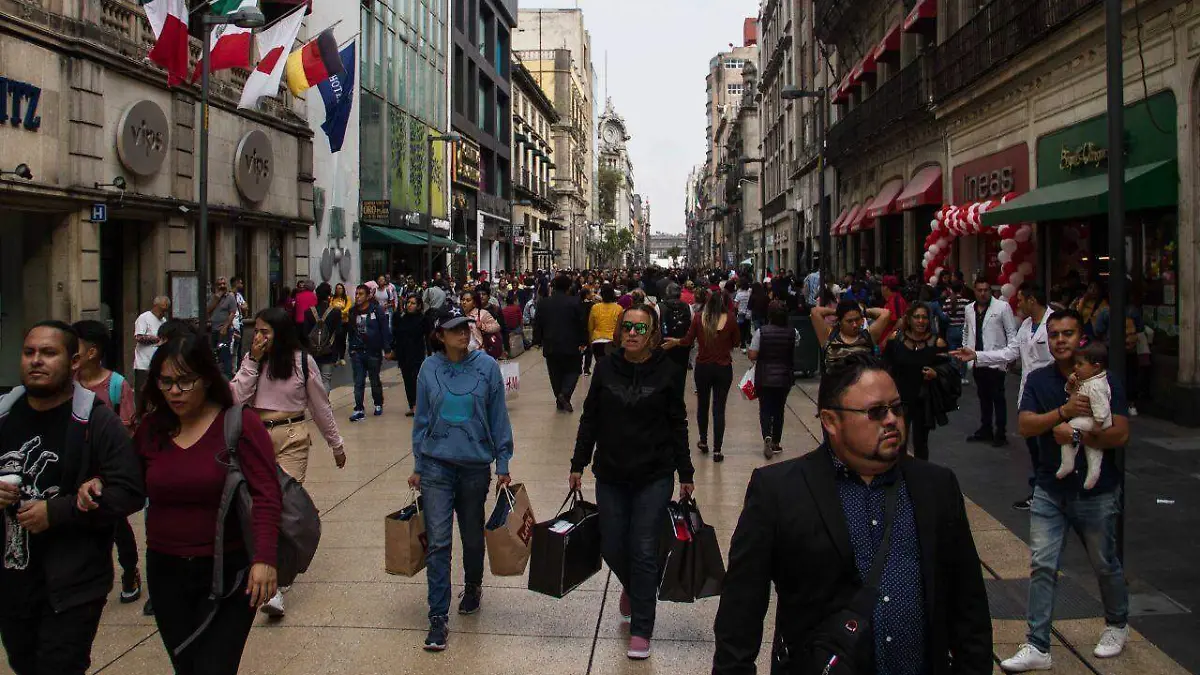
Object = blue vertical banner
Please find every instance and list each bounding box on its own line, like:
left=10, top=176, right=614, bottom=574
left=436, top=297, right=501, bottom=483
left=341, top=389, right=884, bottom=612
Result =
left=318, top=42, right=356, bottom=153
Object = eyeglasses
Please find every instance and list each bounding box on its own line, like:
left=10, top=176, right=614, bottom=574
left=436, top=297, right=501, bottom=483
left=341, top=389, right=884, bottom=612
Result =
left=824, top=402, right=906, bottom=422
left=157, top=375, right=200, bottom=393
left=621, top=321, right=650, bottom=335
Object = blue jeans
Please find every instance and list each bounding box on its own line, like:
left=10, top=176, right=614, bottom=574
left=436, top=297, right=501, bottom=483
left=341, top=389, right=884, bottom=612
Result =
left=422, top=458, right=490, bottom=620
left=1027, top=486, right=1128, bottom=651
left=596, top=477, right=674, bottom=639
left=349, top=350, right=383, bottom=410
left=946, top=325, right=966, bottom=380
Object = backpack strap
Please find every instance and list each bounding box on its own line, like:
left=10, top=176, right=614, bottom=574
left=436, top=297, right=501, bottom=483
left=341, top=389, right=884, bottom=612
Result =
left=108, top=372, right=125, bottom=416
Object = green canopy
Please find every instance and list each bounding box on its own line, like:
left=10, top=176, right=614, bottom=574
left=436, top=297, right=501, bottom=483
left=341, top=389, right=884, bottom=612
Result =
left=982, top=159, right=1178, bottom=226
left=362, top=225, right=425, bottom=246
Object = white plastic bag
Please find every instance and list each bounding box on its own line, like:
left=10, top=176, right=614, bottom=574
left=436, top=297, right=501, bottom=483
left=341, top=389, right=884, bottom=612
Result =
left=739, top=366, right=757, bottom=401
left=500, top=361, right=520, bottom=400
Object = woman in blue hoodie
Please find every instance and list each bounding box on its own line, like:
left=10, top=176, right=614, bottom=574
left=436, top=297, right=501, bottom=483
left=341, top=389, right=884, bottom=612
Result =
left=408, top=306, right=514, bottom=653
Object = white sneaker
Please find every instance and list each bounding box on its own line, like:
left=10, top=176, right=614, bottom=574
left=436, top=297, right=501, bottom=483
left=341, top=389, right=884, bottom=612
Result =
left=1094, top=625, right=1129, bottom=659
left=1000, top=643, right=1052, bottom=672
left=1128, top=404, right=1139, bottom=417
left=260, top=590, right=285, bottom=617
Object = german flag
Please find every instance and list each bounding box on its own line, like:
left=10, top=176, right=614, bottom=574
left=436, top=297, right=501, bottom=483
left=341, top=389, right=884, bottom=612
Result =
left=284, top=29, right=344, bottom=96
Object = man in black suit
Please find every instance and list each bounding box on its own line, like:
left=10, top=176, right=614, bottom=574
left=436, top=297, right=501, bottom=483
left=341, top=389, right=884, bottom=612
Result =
left=713, top=356, right=991, bottom=675
left=533, top=274, right=588, bottom=413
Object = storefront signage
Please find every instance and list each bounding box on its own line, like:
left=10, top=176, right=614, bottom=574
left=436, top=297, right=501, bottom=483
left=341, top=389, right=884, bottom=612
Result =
left=233, top=130, right=273, bottom=202
left=116, top=100, right=169, bottom=176
left=361, top=200, right=390, bottom=221
left=1059, top=142, right=1108, bottom=172
left=952, top=144, right=1029, bottom=204
left=0, top=76, right=42, bottom=131
left=961, top=167, right=1015, bottom=202
left=453, top=136, right=481, bottom=188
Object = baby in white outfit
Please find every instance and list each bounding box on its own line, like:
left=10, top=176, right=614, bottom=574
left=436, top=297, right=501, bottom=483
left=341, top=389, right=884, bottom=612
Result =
left=1059, top=342, right=1112, bottom=489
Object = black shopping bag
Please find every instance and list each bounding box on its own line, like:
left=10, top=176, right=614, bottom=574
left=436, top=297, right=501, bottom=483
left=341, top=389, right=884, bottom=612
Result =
left=658, top=497, right=726, bottom=603
left=527, top=490, right=602, bottom=598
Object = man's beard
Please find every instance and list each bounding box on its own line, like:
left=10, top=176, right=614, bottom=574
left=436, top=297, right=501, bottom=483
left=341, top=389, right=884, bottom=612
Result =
left=864, top=431, right=905, bottom=462
left=23, top=374, right=72, bottom=399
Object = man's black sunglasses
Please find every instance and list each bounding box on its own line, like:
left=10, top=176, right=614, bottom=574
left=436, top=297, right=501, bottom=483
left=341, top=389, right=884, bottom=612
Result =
left=824, top=402, right=907, bottom=422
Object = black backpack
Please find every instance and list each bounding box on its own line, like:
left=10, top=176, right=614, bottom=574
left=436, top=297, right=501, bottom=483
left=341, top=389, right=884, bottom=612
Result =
left=307, top=306, right=337, bottom=358
left=661, top=300, right=691, bottom=339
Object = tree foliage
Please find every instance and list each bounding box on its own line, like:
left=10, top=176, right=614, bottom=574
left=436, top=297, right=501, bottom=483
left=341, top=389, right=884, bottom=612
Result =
left=666, top=245, right=683, bottom=266
left=588, top=227, right=636, bottom=266
left=597, top=167, right=621, bottom=223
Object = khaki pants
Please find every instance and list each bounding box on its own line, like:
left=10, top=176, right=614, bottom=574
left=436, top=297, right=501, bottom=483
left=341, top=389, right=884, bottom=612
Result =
left=257, top=410, right=311, bottom=484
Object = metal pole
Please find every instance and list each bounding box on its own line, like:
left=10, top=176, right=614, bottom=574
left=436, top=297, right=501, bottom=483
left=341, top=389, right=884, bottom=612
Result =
left=1104, top=0, right=1127, bottom=562
left=197, top=22, right=211, bottom=319
left=426, top=138, right=434, bottom=280
left=817, top=94, right=828, bottom=296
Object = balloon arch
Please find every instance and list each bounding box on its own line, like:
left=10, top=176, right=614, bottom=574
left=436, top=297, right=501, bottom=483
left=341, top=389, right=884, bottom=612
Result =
left=921, top=193, right=1036, bottom=308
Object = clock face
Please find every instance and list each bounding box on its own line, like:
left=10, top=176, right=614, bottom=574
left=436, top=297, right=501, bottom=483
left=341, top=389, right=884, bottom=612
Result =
left=603, top=125, right=619, bottom=144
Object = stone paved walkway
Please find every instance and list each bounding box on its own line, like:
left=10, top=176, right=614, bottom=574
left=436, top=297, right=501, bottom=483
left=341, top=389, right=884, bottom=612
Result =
left=2, top=351, right=1191, bottom=674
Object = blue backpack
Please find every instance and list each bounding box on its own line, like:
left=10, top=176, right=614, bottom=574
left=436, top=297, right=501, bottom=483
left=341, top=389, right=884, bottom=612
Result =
left=108, top=372, right=126, bottom=416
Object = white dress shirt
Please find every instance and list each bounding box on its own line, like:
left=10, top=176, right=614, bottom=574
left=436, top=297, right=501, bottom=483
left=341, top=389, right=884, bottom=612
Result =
left=975, top=310, right=1053, bottom=401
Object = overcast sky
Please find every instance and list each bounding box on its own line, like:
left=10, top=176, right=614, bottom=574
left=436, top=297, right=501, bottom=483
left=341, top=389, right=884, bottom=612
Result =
left=516, top=0, right=760, bottom=234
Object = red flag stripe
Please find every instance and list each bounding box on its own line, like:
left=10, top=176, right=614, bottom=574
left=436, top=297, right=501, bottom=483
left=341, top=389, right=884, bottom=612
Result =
left=257, top=46, right=284, bottom=74
left=147, top=13, right=189, bottom=86
left=190, top=29, right=252, bottom=83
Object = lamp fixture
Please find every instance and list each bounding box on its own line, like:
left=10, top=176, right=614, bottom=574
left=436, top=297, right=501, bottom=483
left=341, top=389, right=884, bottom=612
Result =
left=95, top=176, right=127, bottom=191
left=1, top=163, right=33, bottom=180
left=204, top=6, right=265, bottom=28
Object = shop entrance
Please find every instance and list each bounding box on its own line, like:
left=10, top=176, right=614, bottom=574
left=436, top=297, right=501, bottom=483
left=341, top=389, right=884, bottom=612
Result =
left=880, top=216, right=904, bottom=273
left=99, top=222, right=124, bottom=371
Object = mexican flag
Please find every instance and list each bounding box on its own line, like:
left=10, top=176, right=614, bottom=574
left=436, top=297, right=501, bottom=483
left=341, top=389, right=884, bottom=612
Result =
left=190, top=0, right=258, bottom=82
left=140, top=0, right=189, bottom=86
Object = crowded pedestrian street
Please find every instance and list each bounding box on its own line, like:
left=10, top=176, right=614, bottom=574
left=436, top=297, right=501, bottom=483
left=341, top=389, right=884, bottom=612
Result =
left=0, top=350, right=1189, bottom=675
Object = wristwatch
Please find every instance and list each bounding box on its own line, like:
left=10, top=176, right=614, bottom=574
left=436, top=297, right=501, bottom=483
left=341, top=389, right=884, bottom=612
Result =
left=1071, top=428, right=1083, bottom=447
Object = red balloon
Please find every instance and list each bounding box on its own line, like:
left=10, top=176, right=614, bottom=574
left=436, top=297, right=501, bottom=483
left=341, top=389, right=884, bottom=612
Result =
left=1017, top=240, right=1034, bottom=256
left=998, top=273, right=1010, bottom=285
left=1001, top=261, right=1016, bottom=276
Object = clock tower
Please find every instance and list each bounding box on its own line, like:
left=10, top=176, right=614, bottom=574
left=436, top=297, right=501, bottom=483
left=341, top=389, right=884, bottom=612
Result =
left=596, top=98, right=638, bottom=262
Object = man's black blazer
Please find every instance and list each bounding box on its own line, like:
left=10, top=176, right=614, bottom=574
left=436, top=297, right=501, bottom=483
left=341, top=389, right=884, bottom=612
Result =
left=533, top=291, right=588, bottom=356
left=712, top=448, right=992, bottom=675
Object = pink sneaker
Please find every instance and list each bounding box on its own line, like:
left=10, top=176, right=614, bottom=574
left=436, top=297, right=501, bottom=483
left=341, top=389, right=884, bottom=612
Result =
left=627, top=636, right=651, bottom=660
left=619, top=589, right=631, bottom=623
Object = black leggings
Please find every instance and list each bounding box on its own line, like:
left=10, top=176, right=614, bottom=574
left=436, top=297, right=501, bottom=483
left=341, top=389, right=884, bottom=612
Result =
left=147, top=550, right=255, bottom=675
left=757, top=385, right=790, bottom=442
left=694, top=362, right=734, bottom=450
left=907, top=419, right=931, bottom=461
left=114, top=517, right=139, bottom=574
left=399, top=356, right=422, bottom=410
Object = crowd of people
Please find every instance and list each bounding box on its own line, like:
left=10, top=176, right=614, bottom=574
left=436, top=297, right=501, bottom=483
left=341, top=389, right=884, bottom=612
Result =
left=0, top=261, right=1137, bottom=673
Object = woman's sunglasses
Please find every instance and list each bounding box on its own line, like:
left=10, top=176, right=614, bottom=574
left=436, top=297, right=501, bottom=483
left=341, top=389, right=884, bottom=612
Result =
left=621, top=321, right=650, bottom=336
left=824, top=402, right=906, bottom=422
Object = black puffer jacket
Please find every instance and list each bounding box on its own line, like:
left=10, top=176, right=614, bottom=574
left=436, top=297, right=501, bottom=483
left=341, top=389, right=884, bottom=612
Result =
left=754, top=324, right=796, bottom=389
left=572, top=349, right=694, bottom=485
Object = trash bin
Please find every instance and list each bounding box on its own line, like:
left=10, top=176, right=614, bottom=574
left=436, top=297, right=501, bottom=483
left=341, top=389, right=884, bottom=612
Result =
left=789, top=315, right=820, bottom=379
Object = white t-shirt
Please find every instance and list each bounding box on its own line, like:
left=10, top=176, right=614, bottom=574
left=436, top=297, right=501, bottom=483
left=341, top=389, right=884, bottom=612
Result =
left=134, top=310, right=166, bottom=371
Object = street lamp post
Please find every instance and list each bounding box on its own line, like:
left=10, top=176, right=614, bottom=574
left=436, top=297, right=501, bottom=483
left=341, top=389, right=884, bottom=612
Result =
left=781, top=86, right=826, bottom=293
left=427, top=133, right=461, bottom=280
left=508, top=199, right=534, bottom=273
left=197, top=7, right=264, bottom=317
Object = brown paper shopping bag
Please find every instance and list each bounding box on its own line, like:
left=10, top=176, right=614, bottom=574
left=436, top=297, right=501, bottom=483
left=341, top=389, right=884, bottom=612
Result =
left=384, top=492, right=428, bottom=576
left=485, top=484, right=536, bottom=576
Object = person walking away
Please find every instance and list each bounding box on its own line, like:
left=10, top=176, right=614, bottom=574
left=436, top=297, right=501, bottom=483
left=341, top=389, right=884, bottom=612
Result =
left=347, top=285, right=392, bottom=422
left=1000, top=309, right=1131, bottom=671
left=571, top=304, right=694, bottom=661
left=951, top=282, right=1052, bottom=511
left=810, top=300, right=892, bottom=369
left=533, top=274, right=589, bottom=413
left=961, top=276, right=1018, bottom=448
left=301, top=283, right=344, bottom=392
left=120, top=333, right=281, bottom=674
left=206, top=277, right=239, bottom=379
left=72, top=320, right=143, bottom=605
left=389, top=294, right=429, bottom=417
left=134, top=296, right=171, bottom=409
left=942, top=279, right=970, bottom=384
left=712, top=355, right=992, bottom=674
left=501, top=292, right=525, bottom=350
left=734, top=281, right=752, bottom=351
left=459, top=290, right=502, bottom=355
left=663, top=290, right=740, bottom=463
left=748, top=302, right=797, bottom=459
left=680, top=280, right=695, bottom=306
left=658, top=283, right=693, bottom=397
left=0, top=322, right=144, bottom=675
left=409, top=307, right=515, bottom=652
left=292, top=280, right=318, bottom=327
left=588, top=284, right=623, bottom=373
left=331, top=283, right=352, bottom=366
left=882, top=304, right=950, bottom=461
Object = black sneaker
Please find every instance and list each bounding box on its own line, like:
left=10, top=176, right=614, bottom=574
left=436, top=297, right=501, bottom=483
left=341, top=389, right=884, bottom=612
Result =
left=966, top=429, right=993, bottom=443
left=991, top=434, right=1008, bottom=448
left=697, top=441, right=709, bottom=455
left=563, top=399, right=575, bottom=413
left=713, top=451, right=725, bottom=463
left=120, top=569, right=142, bottom=604
left=424, top=616, right=449, bottom=651
left=457, top=584, right=482, bottom=615
left=1012, top=495, right=1033, bottom=511
left=142, top=597, right=155, bottom=616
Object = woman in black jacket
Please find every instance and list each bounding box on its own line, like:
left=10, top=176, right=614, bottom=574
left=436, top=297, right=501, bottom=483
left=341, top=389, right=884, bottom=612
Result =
left=748, top=301, right=798, bottom=459
left=388, top=294, right=428, bottom=417
left=570, top=304, right=694, bottom=662
left=882, top=302, right=948, bottom=460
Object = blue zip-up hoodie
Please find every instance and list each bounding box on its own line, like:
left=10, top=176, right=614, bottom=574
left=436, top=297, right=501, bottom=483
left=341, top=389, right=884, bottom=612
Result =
left=348, top=300, right=391, bottom=353
left=412, top=349, right=514, bottom=475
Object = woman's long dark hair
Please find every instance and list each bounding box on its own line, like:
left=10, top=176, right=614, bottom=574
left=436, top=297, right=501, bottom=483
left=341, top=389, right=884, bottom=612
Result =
left=138, top=332, right=235, bottom=443
left=701, top=290, right=728, bottom=340
left=257, top=307, right=307, bottom=381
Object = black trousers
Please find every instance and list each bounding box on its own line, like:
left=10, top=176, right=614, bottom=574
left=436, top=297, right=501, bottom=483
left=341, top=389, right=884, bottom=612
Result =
left=694, top=363, right=733, bottom=450
left=545, top=354, right=581, bottom=402
left=0, top=595, right=105, bottom=675
left=399, top=356, right=423, bottom=410
left=583, top=345, right=594, bottom=374
left=974, top=366, right=1007, bottom=435
left=114, top=517, right=139, bottom=574
left=147, top=550, right=255, bottom=675
left=907, top=419, right=932, bottom=461
left=757, top=385, right=790, bottom=442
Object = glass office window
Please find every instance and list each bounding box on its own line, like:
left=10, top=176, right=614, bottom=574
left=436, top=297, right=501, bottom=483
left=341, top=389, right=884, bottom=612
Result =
left=360, top=94, right=385, bottom=200
left=361, top=5, right=373, bottom=91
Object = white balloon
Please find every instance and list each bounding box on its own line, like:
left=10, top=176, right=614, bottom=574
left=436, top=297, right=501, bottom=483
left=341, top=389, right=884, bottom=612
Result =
left=928, top=275, right=938, bottom=285
left=934, top=267, right=945, bottom=278
left=1010, top=272, right=1024, bottom=286
left=930, top=219, right=939, bottom=230
left=1001, top=239, right=1018, bottom=253
left=1019, top=262, right=1034, bottom=276
left=1001, top=283, right=1016, bottom=298
left=1015, top=227, right=1032, bottom=243
left=997, top=250, right=1012, bottom=264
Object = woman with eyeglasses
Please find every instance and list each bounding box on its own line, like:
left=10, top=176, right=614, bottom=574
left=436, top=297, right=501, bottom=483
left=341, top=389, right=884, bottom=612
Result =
left=881, top=303, right=949, bottom=460
left=572, top=304, right=693, bottom=661
left=132, top=333, right=281, bottom=674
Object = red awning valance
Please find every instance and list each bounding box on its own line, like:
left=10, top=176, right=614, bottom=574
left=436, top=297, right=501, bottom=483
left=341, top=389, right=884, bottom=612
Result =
left=848, top=205, right=873, bottom=233
left=831, top=206, right=851, bottom=235
left=903, top=0, right=937, bottom=34
left=850, top=53, right=877, bottom=84
left=896, top=165, right=944, bottom=210
left=873, top=22, right=902, bottom=64
left=837, top=205, right=861, bottom=236
left=865, top=178, right=906, bottom=219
